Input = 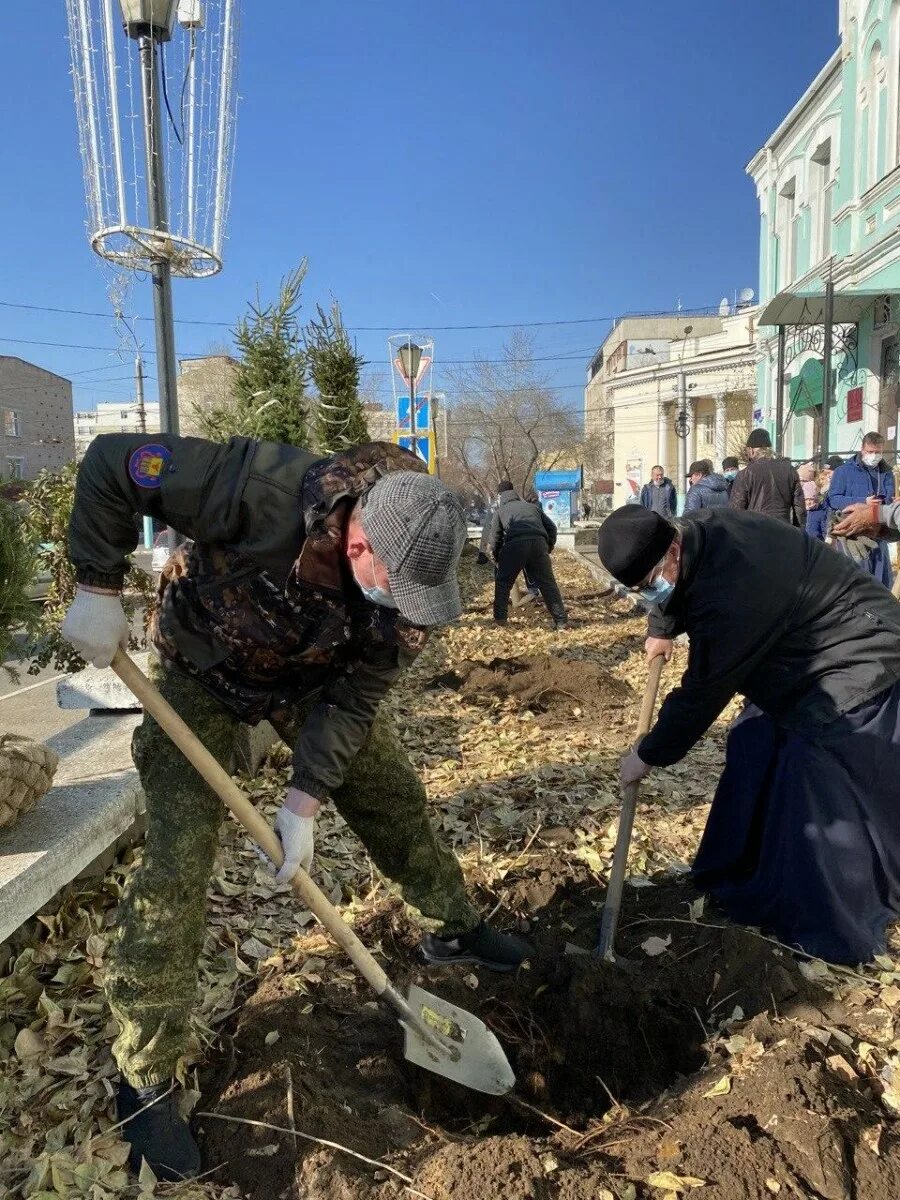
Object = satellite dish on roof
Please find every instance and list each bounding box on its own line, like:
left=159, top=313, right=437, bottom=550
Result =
left=737, top=287, right=755, bottom=308
left=719, top=296, right=731, bottom=316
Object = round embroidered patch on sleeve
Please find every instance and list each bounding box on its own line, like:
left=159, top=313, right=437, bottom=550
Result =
left=128, top=443, right=171, bottom=489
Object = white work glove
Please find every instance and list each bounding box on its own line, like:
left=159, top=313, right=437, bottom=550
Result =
left=620, top=748, right=652, bottom=787
left=258, top=789, right=320, bottom=883
left=61, top=587, right=130, bottom=668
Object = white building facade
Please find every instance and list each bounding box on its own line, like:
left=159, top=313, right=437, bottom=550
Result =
left=605, top=308, right=759, bottom=507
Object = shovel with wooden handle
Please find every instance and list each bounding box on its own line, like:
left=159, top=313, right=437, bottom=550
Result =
left=594, top=653, right=666, bottom=964
left=110, top=650, right=516, bottom=1097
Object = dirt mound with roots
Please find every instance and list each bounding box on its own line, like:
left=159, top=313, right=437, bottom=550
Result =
left=430, top=654, right=636, bottom=718
left=199, top=878, right=900, bottom=1200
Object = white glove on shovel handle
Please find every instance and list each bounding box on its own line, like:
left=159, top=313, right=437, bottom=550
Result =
left=272, top=807, right=316, bottom=882
left=61, top=587, right=130, bottom=668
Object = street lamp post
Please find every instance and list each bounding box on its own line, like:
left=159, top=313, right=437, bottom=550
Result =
left=674, top=325, right=694, bottom=512
left=398, top=341, right=423, bottom=461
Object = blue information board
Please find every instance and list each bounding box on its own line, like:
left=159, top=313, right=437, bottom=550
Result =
left=396, top=395, right=431, bottom=432
left=398, top=435, right=432, bottom=468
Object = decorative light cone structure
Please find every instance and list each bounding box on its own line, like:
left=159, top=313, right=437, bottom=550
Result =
left=389, top=334, right=436, bottom=473
left=66, top=0, right=240, bottom=442
left=66, top=0, right=239, bottom=280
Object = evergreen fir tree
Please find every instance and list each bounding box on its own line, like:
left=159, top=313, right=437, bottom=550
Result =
left=306, top=301, right=369, bottom=454
left=197, top=262, right=309, bottom=446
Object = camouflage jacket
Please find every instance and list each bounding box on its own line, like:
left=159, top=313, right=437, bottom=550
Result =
left=70, top=434, right=429, bottom=797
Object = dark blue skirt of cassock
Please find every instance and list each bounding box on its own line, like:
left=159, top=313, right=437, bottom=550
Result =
left=692, top=681, right=900, bottom=966
left=833, top=537, right=894, bottom=589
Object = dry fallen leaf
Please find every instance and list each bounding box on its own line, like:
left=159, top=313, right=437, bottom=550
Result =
left=765, top=1179, right=781, bottom=1194
left=862, top=1124, right=883, bottom=1156
left=825, top=1054, right=858, bottom=1084
left=641, top=935, right=672, bottom=958
left=14, top=1027, right=47, bottom=1060
left=264, top=1030, right=280, bottom=1046
left=703, top=1075, right=732, bottom=1098
left=647, top=1171, right=707, bottom=1191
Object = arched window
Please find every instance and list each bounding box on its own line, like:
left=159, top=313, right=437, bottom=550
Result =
left=869, top=41, right=886, bottom=186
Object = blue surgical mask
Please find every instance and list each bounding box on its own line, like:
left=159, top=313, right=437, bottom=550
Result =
left=724, top=470, right=738, bottom=481
left=636, top=575, right=675, bottom=609
left=358, top=552, right=398, bottom=609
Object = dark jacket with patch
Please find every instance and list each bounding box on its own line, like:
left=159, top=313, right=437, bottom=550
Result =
left=639, top=508, right=900, bottom=767
left=70, top=435, right=429, bottom=797
left=728, top=454, right=805, bottom=526
left=487, top=489, right=557, bottom=558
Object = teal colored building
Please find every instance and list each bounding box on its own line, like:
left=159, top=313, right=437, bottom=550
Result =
left=748, top=0, right=900, bottom=464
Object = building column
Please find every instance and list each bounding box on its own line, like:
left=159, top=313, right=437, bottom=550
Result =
left=658, top=400, right=672, bottom=472
left=714, top=393, right=728, bottom=467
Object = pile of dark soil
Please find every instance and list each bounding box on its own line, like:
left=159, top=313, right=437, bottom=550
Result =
left=199, top=878, right=899, bottom=1200
left=430, top=654, right=635, bottom=716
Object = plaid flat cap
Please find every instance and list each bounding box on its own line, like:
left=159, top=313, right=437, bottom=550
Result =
left=361, top=471, right=466, bottom=626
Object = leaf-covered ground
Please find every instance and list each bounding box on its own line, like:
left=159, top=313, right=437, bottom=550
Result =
left=2, top=551, right=900, bottom=1199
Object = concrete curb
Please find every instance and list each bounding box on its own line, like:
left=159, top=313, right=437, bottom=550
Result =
left=1, top=661, right=279, bottom=946
left=0, top=756, right=144, bottom=944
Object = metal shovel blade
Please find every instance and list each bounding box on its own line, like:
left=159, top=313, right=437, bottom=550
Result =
left=402, top=983, right=516, bottom=1096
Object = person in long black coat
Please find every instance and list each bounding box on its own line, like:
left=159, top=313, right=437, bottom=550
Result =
left=596, top=505, right=900, bottom=965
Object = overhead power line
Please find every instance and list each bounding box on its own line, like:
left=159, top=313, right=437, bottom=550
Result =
left=0, top=297, right=727, bottom=334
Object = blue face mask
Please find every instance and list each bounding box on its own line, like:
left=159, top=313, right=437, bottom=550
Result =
left=636, top=575, right=675, bottom=609
left=358, top=552, right=399, bottom=609
left=724, top=470, right=738, bottom=481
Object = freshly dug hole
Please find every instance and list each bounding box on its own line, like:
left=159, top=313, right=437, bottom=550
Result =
left=198, top=879, right=856, bottom=1200
left=430, top=653, right=636, bottom=716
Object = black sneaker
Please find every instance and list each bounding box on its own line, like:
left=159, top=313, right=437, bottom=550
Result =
left=117, top=1080, right=201, bottom=1182
left=554, top=621, right=569, bottom=631
left=420, top=921, right=533, bottom=972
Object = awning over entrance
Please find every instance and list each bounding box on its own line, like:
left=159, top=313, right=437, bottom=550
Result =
left=759, top=289, right=881, bottom=327
left=789, top=358, right=824, bottom=413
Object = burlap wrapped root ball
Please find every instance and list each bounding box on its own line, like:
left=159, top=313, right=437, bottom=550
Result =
left=0, top=734, right=59, bottom=830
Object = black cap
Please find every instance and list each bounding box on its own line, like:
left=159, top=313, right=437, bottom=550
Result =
left=722, top=456, right=739, bottom=471
left=497, top=479, right=514, bottom=493
left=826, top=455, right=843, bottom=469
left=746, top=428, right=772, bottom=449
left=687, top=460, right=708, bottom=477
left=596, top=506, right=675, bottom=588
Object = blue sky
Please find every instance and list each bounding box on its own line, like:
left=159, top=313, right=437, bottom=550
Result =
left=0, top=1, right=837, bottom=415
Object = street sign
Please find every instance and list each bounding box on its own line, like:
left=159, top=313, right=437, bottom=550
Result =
left=396, top=395, right=431, bottom=432
left=398, top=434, right=435, bottom=472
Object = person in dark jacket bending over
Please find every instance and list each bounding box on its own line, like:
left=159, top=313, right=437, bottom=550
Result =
left=488, top=480, right=567, bottom=629
left=597, top=504, right=900, bottom=967
left=683, top=460, right=730, bottom=513
left=729, top=428, right=805, bottom=525
left=61, top=436, right=531, bottom=1181
left=825, top=431, right=895, bottom=588
left=639, top=465, right=677, bottom=517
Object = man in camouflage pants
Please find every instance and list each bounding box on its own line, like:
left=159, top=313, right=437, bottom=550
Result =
left=63, top=436, right=529, bottom=1181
